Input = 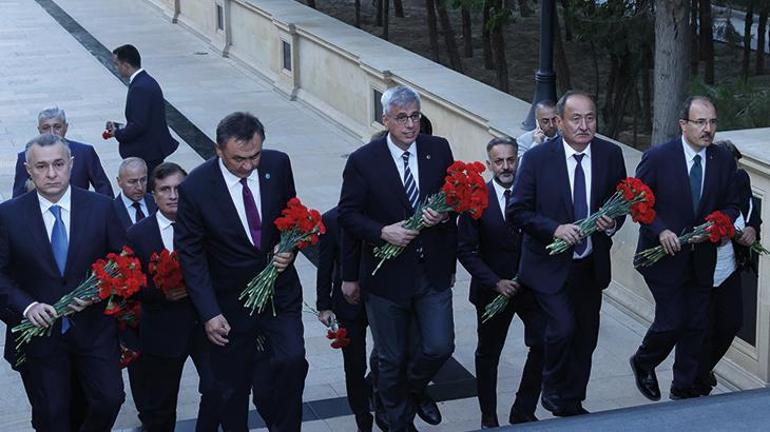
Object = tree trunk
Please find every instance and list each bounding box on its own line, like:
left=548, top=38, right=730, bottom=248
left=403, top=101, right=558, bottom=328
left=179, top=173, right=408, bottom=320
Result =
left=757, top=3, right=768, bottom=75
left=699, top=0, right=714, bottom=83
left=376, top=0, right=383, bottom=26
left=518, top=0, right=531, bottom=17
left=437, top=1, right=464, bottom=72
left=394, top=0, right=405, bottom=18
left=589, top=41, right=600, bottom=102
left=354, top=0, right=361, bottom=28
left=652, top=0, right=690, bottom=146
left=491, top=0, right=509, bottom=91
left=306, top=0, right=316, bottom=8
left=560, top=0, right=573, bottom=41
left=383, top=0, right=390, bottom=40
left=462, top=7, right=473, bottom=57
left=690, top=0, right=699, bottom=76
left=483, top=1, right=495, bottom=69
left=642, top=44, right=653, bottom=131
left=554, top=7, right=572, bottom=93
left=426, top=0, right=441, bottom=61
left=742, top=1, right=755, bottom=81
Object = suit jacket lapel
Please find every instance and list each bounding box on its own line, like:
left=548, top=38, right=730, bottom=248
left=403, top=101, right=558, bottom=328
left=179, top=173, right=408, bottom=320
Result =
left=26, top=194, right=59, bottom=278
left=211, top=160, right=257, bottom=250
left=416, top=137, right=433, bottom=203
left=257, top=164, right=272, bottom=251
left=376, top=139, right=413, bottom=212
left=551, top=139, right=575, bottom=220
left=672, top=141, right=697, bottom=221
left=590, top=142, right=601, bottom=211
left=65, top=190, right=86, bottom=278
left=697, top=146, right=718, bottom=218
left=486, top=182, right=505, bottom=224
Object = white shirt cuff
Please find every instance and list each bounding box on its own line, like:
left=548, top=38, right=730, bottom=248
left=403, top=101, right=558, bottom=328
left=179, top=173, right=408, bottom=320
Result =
left=23, top=302, right=38, bottom=318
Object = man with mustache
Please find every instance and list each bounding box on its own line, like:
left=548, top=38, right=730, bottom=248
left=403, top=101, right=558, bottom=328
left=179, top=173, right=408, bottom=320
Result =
left=630, top=96, right=740, bottom=401
left=516, top=100, right=560, bottom=158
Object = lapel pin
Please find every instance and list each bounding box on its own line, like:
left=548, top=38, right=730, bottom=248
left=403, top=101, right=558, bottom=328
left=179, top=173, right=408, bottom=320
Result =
left=426, top=154, right=431, bottom=160
left=265, top=173, right=271, bottom=180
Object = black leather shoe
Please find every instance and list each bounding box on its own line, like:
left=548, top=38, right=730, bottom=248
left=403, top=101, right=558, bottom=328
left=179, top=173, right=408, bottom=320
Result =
left=356, top=413, right=374, bottom=432
left=575, top=403, right=590, bottom=415
left=670, top=386, right=701, bottom=400
left=415, top=393, right=441, bottom=425
left=541, top=397, right=579, bottom=417
left=509, top=407, right=538, bottom=424
left=481, top=414, right=500, bottom=428
left=629, top=355, right=661, bottom=401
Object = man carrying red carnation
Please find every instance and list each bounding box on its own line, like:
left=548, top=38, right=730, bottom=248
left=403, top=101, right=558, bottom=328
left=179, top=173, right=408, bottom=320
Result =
left=629, top=96, right=741, bottom=402
left=0, top=134, right=126, bottom=430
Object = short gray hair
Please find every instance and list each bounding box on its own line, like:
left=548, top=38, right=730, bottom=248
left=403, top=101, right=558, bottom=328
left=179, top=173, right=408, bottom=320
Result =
left=118, top=157, right=147, bottom=177
left=381, top=86, right=421, bottom=115
left=24, top=133, right=71, bottom=161
left=38, top=106, right=67, bottom=124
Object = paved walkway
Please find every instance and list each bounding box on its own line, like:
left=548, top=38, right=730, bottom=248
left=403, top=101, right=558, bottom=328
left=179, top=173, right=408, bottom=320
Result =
left=0, top=0, right=730, bottom=431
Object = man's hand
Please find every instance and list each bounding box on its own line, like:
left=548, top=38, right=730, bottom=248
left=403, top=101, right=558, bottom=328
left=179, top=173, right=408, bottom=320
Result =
left=738, top=226, right=757, bottom=247
left=688, top=234, right=708, bottom=245
left=421, top=207, right=447, bottom=228
left=68, top=297, right=95, bottom=313
left=596, top=215, right=616, bottom=233
left=205, top=314, right=231, bottom=346
left=318, top=310, right=335, bottom=327
left=554, top=224, right=581, bottom=245
left=533, top=127, right=546, bottom=145
left=381, top=221, right=419, bottom=247
left=659, top=230, right=681, bottom=255
left=26, top=303, right=57, bottom=328
left=164, top=287, right=189, bottom=301
left=342, top=281, right=361, bottom=305
left=106, top=121, right=116, bottom=133
left=272, top=245, right=295, bottom=273
left=495, top=279, right=520, bottom=298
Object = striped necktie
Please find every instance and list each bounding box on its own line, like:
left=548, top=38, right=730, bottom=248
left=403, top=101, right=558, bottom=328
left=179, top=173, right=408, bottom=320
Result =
left=402, top=151, right=419, bottom=210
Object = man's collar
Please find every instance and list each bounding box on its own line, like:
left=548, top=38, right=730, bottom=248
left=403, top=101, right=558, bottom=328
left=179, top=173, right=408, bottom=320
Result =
left=156, top=210, right=174, bottom=229
left=218, top=157, right=258, bottom=188
left=386, top=133, right=416, bottom=157
left=681, top=135, right=707, bottom=160
left=562, top=138, right=592, bottom=159
left=38, top=186, right=72, bottom=213
left=491, top=178, right=511, bottom=199
left=129, top=68, right=144, bottom=84
left=120, top=192, right=143, bottom=208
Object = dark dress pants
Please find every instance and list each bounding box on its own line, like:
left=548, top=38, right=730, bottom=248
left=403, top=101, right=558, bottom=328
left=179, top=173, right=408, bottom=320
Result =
left=635, top=267, right=711, bottom=390
left=534, top=257, right=602, bottom=410
left=365, top=269, right=455, bottom=432
left=697, top=271, right=743, bottom=381
left=474, top=289, right=545, bottom=420
left=338, top=313, right=374, bottom=428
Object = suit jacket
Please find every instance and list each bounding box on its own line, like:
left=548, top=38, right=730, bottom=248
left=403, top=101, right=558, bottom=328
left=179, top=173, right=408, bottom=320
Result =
left=338, top=134, right=457, bottom=303
left=458, top=182, right=522, bottom=307
left=316, top=207, right=362, bottom=321
left=635, top=138, right=740, bottom=287
left=114, top=70, right=179, bottom=162
left=13, top=140, right=114, bottom=198
left=126, top=214, right=200, bottom=358
left=175, top=152, right=301, bottom=330
left=508, top=136, right=627, bottom=294
left=0, top=188, right=125, bottom=367
left=113, top=193, right=157, bottom=231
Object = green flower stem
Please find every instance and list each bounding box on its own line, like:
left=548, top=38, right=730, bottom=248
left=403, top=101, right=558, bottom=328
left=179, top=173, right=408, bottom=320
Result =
left=633, top=222, right=712, bottom=268
left=480, top=276, right=520, bottom=324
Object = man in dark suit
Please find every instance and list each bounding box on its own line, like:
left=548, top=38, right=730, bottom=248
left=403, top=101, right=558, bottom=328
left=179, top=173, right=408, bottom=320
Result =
left=508, top=90, right=627, bottom=416
left=458, top=137, right=544, bottom=428
left=338, top=86, right=456, bottom=431
left=13, top=107, right=113, bottom=198
left=316, top=206, right=373, bottom=432
left=113, top=157, right=157, bottom=231
left=629, top=96, right=740, bottom=401
left=108, top=44, right=179, bottom=177
left=0, top=134, right=125, bottom=430
left=176, top=112, right=307, bottom=431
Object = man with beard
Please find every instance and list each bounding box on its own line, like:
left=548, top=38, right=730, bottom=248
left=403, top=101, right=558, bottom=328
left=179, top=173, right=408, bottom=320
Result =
left=516, top=100, right=560, bottom=158
left=458, top=137, right=545, bottom=428
left=630, top=96, right=740, bottom=401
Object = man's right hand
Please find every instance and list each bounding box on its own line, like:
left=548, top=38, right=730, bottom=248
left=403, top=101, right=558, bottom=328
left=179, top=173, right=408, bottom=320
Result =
left=495, top=279, right=520, bottom=298
left=381, top=221, right=419, bottom=247
left=554, top=224, right=581, bottom=245
left=205, top=314, right=231, bottom=346
left=342, top=281, right=361, bottom=305
left=659, top=229, right=681, bottom=255
left=26, top=303, right=57, bottom=328
left=533, top=127, right=546, bottom=145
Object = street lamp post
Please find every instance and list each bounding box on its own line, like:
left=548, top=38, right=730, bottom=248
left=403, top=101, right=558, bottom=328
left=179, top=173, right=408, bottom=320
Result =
left=522, top=0, right=558, bottom=131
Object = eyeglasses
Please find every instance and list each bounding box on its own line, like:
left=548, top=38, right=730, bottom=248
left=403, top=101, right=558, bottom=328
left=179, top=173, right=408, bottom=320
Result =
left=391, top=112, right=422, bottom=125
left=685, top=118, right=718, bottom=128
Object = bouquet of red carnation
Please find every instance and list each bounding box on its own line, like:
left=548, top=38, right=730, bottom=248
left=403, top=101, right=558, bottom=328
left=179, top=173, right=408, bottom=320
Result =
left=634, top=210, right=734, bottom=268
left=149, top=249, right=186, bottom=296
left=481, top=275, right=519, bottom=324
left=547, top=177, right=656, bottom=255
left=119, top=344, right=141, bottom=369
left=240, top=198, right=326, bottom=315
left=115, top=300, right=141, bottom=331
left=373, top=161, right=488, bottom=275
left=12, top=246, right=146, bottom=365
left=735, top=228, right=770, bottom=256
left=304, top=303, right=351, bottom=349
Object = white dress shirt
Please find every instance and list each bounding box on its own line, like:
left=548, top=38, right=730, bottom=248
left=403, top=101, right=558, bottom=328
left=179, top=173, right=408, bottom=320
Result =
left=387, top=133, right=419, bottom=188
left=517, top=129, right=559, bottom=159
left=129, top=68, right=144, bottom=84
left=492, top=180, right=512, bottom=221
left=681, top=136, right=707, bottom=197
left=563, top=140, right=593, bottom=259
left=156, top=211, right=175, bottom=251
left=121, top=193, right=149, bottom=225
left=219, top=158, right=262, bottom=247
left=713, top=214, right=746, bottom=287
left=25, top=187, right=73, bottom=316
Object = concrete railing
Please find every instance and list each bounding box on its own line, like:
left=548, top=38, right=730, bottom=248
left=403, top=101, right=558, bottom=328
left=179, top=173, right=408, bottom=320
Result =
left=142, top=0, right=770, bottom=390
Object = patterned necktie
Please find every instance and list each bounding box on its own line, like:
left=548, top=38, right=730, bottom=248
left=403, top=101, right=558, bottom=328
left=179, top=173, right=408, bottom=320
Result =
left=402, top=151, right=420, bottom=211
left=573, top=154, right=588, bottom=256
left=503, top=189, right=512, bottom=219
left=689, top=154, right=702, bottom=213
left=132, top=201, right=145, bottom=223
left=240, top=178, right=262, bottom=249
left=50, top=205, right=70, bottom=333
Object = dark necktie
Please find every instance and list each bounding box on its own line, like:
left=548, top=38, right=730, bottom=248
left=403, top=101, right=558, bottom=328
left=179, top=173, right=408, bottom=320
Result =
left=689, top=154, right=702, bottom=213
left=503, top=189, right=512, bottom=219
left=573, top=154, right=588, bottom=256
left=402, top=151, right=420, bottom=210
left=50, top=205, right=70, bottom=333
left=132, top=202, right=145, bottom=223
left=240, top=178, right=262, bottom=249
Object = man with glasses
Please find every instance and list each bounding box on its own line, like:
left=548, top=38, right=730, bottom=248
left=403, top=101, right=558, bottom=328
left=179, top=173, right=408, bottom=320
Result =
left=516, top=100, right=559, bottom=158
left=339, top=86, right=456, bottom=431
left=630, top=96, right=740, bottom=401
